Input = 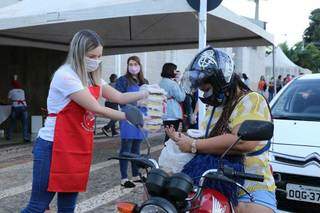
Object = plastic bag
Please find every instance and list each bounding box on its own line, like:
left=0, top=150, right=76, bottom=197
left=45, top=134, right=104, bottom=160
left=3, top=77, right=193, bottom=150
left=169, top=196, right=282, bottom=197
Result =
left=186, top=129, right=205, bottom=138
left=158, top=139, right=195, bottom=173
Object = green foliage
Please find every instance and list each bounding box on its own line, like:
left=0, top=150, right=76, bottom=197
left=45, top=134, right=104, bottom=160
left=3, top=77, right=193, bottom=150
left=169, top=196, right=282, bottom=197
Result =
left=304, top=8, right=320, bottom=46
left=279, top=8, right=320, bottom=73
left=280, top=42, right=320, bottom=73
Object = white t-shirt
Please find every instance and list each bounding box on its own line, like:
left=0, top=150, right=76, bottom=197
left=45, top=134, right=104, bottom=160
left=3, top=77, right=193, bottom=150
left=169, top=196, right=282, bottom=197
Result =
left=8, top=89, right=27, bottom=107
left=38, top=64, right=105, bottom=141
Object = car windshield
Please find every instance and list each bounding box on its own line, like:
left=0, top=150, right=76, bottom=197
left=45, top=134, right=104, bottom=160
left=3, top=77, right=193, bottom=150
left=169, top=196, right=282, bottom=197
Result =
left=272, top=78, right=320, bottom=122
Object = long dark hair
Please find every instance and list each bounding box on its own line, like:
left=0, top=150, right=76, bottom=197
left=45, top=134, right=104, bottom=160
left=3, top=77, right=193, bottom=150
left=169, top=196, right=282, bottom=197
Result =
left=161, top=63, right=177, bottom=78
left=209, top=74, right=251, bottom=137
left=125, top=56, right=146, bottom=86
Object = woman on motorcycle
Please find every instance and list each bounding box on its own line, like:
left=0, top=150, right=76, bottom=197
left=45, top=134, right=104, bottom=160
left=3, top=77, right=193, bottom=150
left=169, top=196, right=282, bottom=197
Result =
left=166, top=46, right=276, bottom=213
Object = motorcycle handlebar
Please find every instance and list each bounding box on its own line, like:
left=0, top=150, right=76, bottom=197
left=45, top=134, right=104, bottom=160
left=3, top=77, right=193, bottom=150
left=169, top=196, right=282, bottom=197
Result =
left=188, top=169, right=256, bottom=203
left=108, top=154, right=157, bottom=169
left=234, top=172, right=264, bottom=182
left=223, top=167, right=264, bottom=182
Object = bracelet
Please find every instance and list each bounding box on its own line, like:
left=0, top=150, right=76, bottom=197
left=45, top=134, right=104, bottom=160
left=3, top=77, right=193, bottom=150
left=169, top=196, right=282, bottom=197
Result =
left=191, top=139, right=197, bottom=154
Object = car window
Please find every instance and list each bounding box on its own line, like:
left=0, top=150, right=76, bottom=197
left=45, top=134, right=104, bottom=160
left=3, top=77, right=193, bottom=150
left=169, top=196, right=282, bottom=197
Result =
left=272, top=79, right=320, bottom=121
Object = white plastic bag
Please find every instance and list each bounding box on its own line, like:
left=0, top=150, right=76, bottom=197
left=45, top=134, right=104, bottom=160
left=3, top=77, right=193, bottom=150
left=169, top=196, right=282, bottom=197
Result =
left=158, top=139, right=195, bottom=173
left=186, top=129, right=205, bottom=138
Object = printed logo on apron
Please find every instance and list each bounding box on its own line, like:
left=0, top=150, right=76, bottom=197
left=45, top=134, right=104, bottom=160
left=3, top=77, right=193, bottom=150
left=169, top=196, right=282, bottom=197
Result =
left=81, top=111, right=95, bottom=132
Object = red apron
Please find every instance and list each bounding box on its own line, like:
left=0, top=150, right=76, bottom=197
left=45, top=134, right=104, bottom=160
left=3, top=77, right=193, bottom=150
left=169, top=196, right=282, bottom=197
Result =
left=47, top=86, right=100, bottom=192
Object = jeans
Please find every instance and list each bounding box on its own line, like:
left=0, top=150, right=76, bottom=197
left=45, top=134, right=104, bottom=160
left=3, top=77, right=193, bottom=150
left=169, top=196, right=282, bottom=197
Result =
left=22, top=138, right=78, bottom=213
left=119, top=139, right=142, bottom=179
left=7, top=106, right=30, bottom=140
left=268, top=92, right=274, bottom=102
left=238, top=190, right=277, bottom=212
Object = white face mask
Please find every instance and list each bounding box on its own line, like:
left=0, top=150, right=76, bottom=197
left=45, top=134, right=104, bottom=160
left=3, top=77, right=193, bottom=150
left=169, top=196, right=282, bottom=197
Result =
left=85, top=57, right=102, bottom=72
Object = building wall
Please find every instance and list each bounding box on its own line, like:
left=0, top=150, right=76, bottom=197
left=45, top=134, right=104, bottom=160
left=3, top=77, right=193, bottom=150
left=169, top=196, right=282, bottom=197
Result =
left=233, top=46, right=266, bottom=90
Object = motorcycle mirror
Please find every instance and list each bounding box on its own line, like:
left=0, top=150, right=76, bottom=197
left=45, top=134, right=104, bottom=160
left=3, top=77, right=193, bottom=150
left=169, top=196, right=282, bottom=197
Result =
left=238, top=120, right=274, bottom=141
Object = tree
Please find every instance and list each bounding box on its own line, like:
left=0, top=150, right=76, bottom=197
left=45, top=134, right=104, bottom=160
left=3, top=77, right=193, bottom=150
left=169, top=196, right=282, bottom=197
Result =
left=304, top=8, right=320, bottom=48
left=280, top=8, right=320, bottom=73
left=279, top=42, right=293, bottom=58
left=280, top=41, right=320, bottom=73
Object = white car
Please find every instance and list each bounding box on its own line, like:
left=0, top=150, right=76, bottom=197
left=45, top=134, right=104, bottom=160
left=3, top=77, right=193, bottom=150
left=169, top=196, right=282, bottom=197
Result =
left=269, top=74, right=320, bottom=211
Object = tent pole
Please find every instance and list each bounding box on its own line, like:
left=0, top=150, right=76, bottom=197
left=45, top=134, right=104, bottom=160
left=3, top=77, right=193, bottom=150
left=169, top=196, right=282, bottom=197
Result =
left=198, top=0, right=207, bottom=129
left=272, top=45, right=276, bottom=94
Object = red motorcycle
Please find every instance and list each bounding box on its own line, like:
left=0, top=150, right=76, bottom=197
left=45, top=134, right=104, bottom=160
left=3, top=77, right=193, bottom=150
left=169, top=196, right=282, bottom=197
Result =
left=109, top=120, right=273, bottom=213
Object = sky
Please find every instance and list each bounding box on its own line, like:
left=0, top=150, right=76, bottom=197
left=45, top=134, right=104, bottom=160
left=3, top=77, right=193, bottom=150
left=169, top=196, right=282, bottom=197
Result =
left=222, top=0, right=319, bottom=47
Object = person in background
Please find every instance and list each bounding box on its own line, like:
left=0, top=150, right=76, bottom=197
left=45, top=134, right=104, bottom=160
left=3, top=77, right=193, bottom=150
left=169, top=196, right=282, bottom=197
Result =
left=7, top=79, right=30, bottom=142
left=159, top=63, right=186, bottom=142
left=115, top=55, right=149, bottom=188
left=242, top=73, right=250, bottom=88
left=102, top=74, right=119, bottom=137
left=174, top=70, right=182, bottom=83
left=182, top=90, right=199, bottom=131
left=276, top=75, right=283, bottom=92
left=283, top=74, right=292, bottom=85
left=21, top=30, right=146, bottom=213
left=257, top=75, right=267, bottom=97
left=268, top=77, right=275, bottom=102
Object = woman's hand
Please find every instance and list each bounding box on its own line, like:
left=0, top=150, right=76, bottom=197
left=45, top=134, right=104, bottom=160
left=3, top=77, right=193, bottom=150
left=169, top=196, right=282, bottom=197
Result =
left=164, top=125, right=180, bottom=142
left=176, top=134, right=194, bottom=153
left=164, top=126, right=193, bottom=153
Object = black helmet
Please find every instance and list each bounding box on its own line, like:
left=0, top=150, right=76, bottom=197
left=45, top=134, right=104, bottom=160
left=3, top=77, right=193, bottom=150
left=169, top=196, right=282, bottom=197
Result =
left=181, top=46, right=235, bottom=106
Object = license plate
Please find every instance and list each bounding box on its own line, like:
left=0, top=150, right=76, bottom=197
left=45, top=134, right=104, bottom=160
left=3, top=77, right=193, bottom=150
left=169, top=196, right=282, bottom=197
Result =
left=286, top=183, right=320, bottom=204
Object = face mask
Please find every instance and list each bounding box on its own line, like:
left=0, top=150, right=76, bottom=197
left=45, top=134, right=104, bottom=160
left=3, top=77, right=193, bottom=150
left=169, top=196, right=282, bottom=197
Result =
left=128, top=65, right=140, bottom=75
left=199, top=88, right=225, bottom=107
left=85, top=57, right=102, bottom=72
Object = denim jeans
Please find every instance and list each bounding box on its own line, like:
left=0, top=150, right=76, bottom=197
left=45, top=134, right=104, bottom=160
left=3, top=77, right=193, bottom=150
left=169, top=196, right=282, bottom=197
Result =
left=119, top=139, right=142, bottom=179
left=268, top=92, right=274, bottom=102
left=7, top=106, right=30, bottom=140
left=21, top=138, right=78, bottom=213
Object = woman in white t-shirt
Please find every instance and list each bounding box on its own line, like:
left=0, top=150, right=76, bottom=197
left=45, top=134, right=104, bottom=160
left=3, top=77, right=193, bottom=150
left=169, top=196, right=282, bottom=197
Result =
left=7, top=80, right=30, bottom=142
left=21, top=29, right=148, bottom=213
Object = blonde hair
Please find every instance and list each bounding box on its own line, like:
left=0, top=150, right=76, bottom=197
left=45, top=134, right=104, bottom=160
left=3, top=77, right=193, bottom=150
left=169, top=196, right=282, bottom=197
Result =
left=65, top=29, right=103, bottom=86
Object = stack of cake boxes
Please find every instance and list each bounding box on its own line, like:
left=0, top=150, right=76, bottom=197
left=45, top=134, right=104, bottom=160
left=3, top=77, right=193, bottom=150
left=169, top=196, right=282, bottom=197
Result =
left=140, top=85, right=167, bottom=132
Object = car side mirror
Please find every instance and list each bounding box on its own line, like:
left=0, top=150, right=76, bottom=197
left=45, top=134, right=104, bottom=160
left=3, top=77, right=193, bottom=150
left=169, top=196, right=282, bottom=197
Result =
left=238, top=120, right=274, bottom=141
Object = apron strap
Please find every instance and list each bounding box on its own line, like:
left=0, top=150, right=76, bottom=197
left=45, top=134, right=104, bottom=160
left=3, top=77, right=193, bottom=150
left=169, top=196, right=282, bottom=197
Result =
left=246, top=140, right=271, bottom=156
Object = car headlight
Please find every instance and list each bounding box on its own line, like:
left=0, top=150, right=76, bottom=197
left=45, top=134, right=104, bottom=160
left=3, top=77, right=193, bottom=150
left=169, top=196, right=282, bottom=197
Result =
left=140, top=197, right=177, bottom=213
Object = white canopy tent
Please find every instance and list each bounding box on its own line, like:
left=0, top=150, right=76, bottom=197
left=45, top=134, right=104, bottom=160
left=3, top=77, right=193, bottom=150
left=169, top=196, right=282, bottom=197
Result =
left=0, top=0, right=274, bottom=55
left=0, top=0, right=275, bottom=127
left=265, top=46, right=312, bottom=80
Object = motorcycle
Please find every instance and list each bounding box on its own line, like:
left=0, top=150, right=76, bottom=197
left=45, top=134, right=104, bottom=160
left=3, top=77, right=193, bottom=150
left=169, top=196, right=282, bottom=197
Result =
left=109, top=120, right=274, bottom=213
